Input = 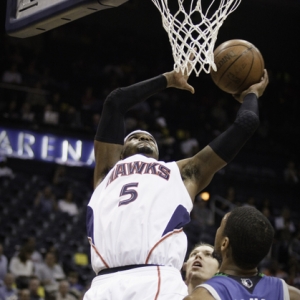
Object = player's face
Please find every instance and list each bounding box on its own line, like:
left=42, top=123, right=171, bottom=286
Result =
left=213, top=213, right=230, bottom=260
left=185, top=245, right=219, bottom=285
left=121, top=133, right=159, bottom=160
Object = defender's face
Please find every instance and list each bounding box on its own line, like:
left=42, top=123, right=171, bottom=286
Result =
left=185, top=245, right=219, bottom=284
left=121, top=132, right=159, bottom=160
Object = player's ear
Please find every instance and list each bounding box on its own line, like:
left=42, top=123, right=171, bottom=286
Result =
left=182, top=262, right=187, bottom=272
left=221, top=237, right=229, bottom=251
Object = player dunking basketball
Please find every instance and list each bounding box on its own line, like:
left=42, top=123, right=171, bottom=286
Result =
left=83, top=69, right=268, bottom=300
left=184, top=206, right=300, bottom=300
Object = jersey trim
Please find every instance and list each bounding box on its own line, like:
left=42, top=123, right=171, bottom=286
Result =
left=145, top=228, right=183, bottom=264
left=199, top=284, right=220, bottom=300
left=88, top=238, right=109, bottom=269
left=280, top=278, right=290, bottom=300
left=154, top=266, right=161, bottom=300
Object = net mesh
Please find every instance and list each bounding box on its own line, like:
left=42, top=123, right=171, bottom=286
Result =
left=151, top=0, right=242, bottom=76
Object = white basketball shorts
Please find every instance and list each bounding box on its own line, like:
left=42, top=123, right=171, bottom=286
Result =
left=83, top=265, right=188, bottom=300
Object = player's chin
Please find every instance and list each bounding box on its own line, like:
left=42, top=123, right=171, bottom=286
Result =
left=137, top=146, right=154, bottom=155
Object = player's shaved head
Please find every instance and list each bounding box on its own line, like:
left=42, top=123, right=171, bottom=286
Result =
left=223, top=206, right=274, bottom=269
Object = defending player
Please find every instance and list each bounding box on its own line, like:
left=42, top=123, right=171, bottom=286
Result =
left=84, top=69, right=269, bottom=299
left=183, top=243, right=220, bottom=294
left=184, top=206, right=300, bottom=300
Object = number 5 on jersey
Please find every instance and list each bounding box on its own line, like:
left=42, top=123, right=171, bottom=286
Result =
left=119, top=183, right=139, bottom=206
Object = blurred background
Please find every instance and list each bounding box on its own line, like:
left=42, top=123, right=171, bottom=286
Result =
left=0, top=0, right=300, bottom=299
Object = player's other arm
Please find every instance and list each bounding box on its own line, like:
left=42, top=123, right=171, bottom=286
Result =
left=288, top=284, right=300, bottom=300
left=177, top=70, right=269, bottom=201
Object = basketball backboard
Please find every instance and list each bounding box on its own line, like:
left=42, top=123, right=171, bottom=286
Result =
left=6, top=0, right=129, bottom=38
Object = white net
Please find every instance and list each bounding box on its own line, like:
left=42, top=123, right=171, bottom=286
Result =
left=151, top=0, right=242, bottom=76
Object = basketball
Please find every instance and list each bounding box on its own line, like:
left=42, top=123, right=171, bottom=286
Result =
left=210, top=39, right=265, bottom=94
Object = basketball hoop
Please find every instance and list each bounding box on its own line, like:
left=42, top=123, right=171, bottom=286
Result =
left=151, top=0, right=242, bottom=76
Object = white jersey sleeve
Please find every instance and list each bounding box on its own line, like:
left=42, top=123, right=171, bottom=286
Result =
left=86, top=154, right=193, bottom=274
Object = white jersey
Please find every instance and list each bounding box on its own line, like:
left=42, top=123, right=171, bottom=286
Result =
left=87, top=154, right=193, bottom=275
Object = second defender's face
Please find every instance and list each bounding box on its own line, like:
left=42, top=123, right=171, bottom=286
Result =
left=185, top=245, right=219, bottom=284
left=122, top=132, right=159, bottom=160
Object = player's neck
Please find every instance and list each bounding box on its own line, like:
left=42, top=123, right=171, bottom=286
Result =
left=188, top=276, right=206, bottom=294
left=219, top=263, right=258, bottom=277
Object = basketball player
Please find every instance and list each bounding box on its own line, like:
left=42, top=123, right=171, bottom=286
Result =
left=84, top=69, right=269, bottom=299
left=183, top=243, right=220, bottom=294
left=184, top=206, right=300, bottom=300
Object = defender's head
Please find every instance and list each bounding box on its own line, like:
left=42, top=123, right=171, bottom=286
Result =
left=121, top=130, right=159, bottom=160
left=184, top=243, right=220, bottom=286
left=214, top=206, right=275, bottom=270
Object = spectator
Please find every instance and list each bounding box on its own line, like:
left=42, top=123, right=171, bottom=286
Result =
left=289, top=230, right=300, bottom=262
left=22, top=237, right=43, bottom=267
left=2, top=99, right=19, bottom=120
left=284, top=160, right=299, bottom=185
left=28, top=277, right=44, bottom=300
left=259, top=197, right=275, bottom=216
left=215, top=186, right=237, bottom=220
left=57, top=190, right=79, bottom=217
left=1, top=63, right=22, bottom=84
left=25, top=82, right=48, bottom=112
left=66, top=272, right=84, bottom=296
left=0, top=157, right=14, bottom=179
left=9, top=247, right=34, bottom=289
left=261, top=206, right=274, bottom=227
left=225, top=186, right=237, bottom=205
left=18, top=289, right=31, bottom=300
left=274, top=206, right=296, bottom=234
left=23, top=61, right=40, bottom=88
left=179, top=129, right=199, bottom=158
left=210, top=98, right=229, bottom=131
left=61, top=106, right=81, bottom=129
left=20, top=103, right=35, bottom=123
left=55, top=281, right=76, bottom=300
left=34, top=186, right=57, bottom=214
left=80, top=87, right=97, bottom=111
left=48, top=92, right=63, bottom=113
left=0, top=273, right=18, bottom=300
left=243, top=196, right=257, bottom=208
left=52, top=167, right=68, bottom=189
left=34, top=252, right=65, bottom=299
left=43, top=104, right=59, bottom=125
left=192, top=196, right=214, bottom=228
left=274, top=228, right=293, bottom=271
left=0, top=244, right=8, bottom=285
left=80, top=87, right=98, bottom=126
left=39, top=67, right=56, bottom=90
left=261, top=259, right=288, bottom=281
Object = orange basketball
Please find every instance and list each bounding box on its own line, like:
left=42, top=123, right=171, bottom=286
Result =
left=210, top=39, right=265, bottom=94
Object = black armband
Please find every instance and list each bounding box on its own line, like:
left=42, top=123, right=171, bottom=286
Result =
left=209, top=93, right=260, bottom=163
left=95, top=75, right=167, bottom=144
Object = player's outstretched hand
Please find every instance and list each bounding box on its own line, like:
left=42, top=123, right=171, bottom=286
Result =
left=233, top=69, right=269, bottom=103
left=163, top=70, right=195, bottom=94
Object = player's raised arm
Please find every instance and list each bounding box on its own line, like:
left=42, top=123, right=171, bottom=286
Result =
left=177, top=70, right=269, bottom=201
left=93, top=73, right=186, bottom=188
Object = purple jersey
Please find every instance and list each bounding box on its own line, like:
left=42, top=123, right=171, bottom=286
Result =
left=200, top=273, right=289, bottom=300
